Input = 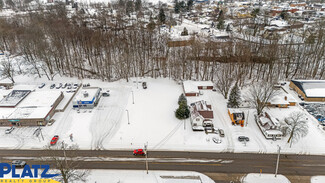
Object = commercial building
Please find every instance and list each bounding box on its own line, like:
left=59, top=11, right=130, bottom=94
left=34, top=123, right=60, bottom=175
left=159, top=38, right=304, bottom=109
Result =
left=289, top=80, right=325, bottom=102
left=72, top=87, right=101, bottom=109
left=0, top=90, right=63, bottom=126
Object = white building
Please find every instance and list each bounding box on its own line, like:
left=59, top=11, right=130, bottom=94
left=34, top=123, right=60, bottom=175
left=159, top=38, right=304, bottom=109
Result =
left=72, top=87, right=101, bottom=109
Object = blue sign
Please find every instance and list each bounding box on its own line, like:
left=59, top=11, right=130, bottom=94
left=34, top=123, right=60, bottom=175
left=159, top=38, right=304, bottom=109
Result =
left=0, top=163, right=59, bottom=178
left=8, top=120, right=20, bottom=122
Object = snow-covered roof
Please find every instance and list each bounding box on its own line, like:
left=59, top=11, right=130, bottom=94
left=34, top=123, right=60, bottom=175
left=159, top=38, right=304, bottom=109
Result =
left=183, top=80, right=214, bottom=94
left=291, top=80, right=325, bottom=98
left=228, top=108, right=244, bottom=114
left=74, top=87, right=100, bottom=102
left=17, top=91, right=62, bottom=107
left=183, top=81, right=199, bottom=94
left=269, top=90, right=296, bottom=105
left=7, top=107, right=52, bottom=119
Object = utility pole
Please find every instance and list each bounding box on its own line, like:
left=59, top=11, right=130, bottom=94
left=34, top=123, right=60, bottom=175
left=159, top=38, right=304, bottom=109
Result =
left=275, top=145, right=281, bottom=177
left=145, top=142, right=148, bottom=174
left=184, top=119, right=186, bottom=130
left=246, top=110, right=250, bottom=127
left=62, top=141, right=68, bottom=167
left=132, top=91, right=134, bottom=104
left=126, top=109, right=130, bottom=125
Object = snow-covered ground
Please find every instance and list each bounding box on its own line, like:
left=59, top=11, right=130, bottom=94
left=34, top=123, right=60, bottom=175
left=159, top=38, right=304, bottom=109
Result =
left=86, top=170, right=215, bottom=183
left=2, top=169, right=215, bottom=183
left=242, top=173, right=290, bottom=183
left=1, top=76, right=325, bottom=155
left=311, top=176, right=325, bottom=183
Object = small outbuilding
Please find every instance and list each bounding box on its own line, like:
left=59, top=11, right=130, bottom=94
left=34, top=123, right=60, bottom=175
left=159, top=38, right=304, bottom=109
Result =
left=183, top=81, right=214, bottom=97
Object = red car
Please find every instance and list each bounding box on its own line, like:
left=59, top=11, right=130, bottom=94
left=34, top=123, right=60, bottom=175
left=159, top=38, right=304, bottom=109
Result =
left=50, top=135, right=59, bottom=145
left=133, top=149, right=145, bottom=156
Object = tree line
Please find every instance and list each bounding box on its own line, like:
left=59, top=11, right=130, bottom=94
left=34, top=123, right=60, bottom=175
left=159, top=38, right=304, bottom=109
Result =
left=0, top=3, right=324, bottom=84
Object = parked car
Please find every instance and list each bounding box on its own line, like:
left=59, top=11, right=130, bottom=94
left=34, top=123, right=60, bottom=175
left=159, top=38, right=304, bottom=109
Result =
left=133, top=149, right=146, bottom=156
left=83, top=83, right=90, bottom=87
left=212, top=88, right=217, bottom=92
left=50, top=135, right=59, bottom=145
left=102, top=91, right=110, bottom=97
left=212, top=137, right=222, bottom=144
left=73, top=83, right=79, bottom=89
left=142, top=82, right=147, bottom=89
left=204, top=127, right=214, bottom=133
left=62, top=83, right=67, bottom=89
left=56, top=83, right=62, bottom=89
left=5, top=126, right=15, bottom=134
left=218, top=129, right=225, bottom=137
left=238, top=136, right=250, bottom=142
left=12, top=160, right=26, bottom=168
left=47, top=119, right=55, bottom=126
left=38, top=83, right=46, bottom=89
left=50, top=84, right=56, bottom=89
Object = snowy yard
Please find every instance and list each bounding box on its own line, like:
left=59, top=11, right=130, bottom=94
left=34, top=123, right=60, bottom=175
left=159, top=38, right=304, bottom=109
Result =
left=0, top=77, right=325, bottom=155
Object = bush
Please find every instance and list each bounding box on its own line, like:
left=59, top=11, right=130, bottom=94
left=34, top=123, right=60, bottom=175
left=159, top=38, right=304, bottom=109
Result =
left=178, top=93, right=187, bottom=105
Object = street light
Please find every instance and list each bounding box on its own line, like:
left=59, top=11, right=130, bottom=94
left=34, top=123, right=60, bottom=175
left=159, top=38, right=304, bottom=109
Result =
left=275, top=145, right=281, bottom=177
left=144, top=142, right=149, bottom=174
left=131, top=91, right=134, bottom=104
left=126, top=109, right=130, bottom=125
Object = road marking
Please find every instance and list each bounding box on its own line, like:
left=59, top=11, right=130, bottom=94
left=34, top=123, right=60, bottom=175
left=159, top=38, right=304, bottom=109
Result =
left=2, top=156, right=234, bottom=164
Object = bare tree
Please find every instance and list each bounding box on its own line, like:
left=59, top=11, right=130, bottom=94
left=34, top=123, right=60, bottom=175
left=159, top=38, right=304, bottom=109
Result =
left=245, top=82, right=278, bottom=115
left=215, top=64, right=233, bottom=99
left=0, top=58, right=15, bottom=83
left=45, top=142, right=89, bottom=183
left=285, top=112, right=308, bottom=147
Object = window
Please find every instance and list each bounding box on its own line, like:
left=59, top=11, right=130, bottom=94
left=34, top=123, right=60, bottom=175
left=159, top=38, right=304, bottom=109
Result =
left=196, top=118, right=200, bottom=121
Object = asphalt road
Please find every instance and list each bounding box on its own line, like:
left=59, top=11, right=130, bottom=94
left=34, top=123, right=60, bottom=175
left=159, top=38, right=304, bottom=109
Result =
left=0, top=150, right=324, bottom=182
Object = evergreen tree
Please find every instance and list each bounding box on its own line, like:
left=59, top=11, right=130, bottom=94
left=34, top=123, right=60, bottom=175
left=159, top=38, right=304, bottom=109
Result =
left=187, top=0, right=193, bottom=10
left=175, top=103, right=190, bottom=119
left=158, top=8, right=166, bottom=24
left=135, top=0, right=141, bottom=11
left=181, top=27, right=188, bottom=36
left=174, top=0, right=180, bottom=13
left=226, top=24, right=232, bottom=32
left=126, top=1, right=134, bottom=16
left=178, top=93, right=187, bottom=105
left=227, top=83, right=241, bottom=108
left=0, top=0, right=3, bottom=9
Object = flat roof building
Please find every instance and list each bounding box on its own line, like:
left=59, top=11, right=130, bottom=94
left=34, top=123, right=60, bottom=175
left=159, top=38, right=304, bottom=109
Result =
left=72, top=87, right=101, bottom=109
left=0, top=90, right=64, bottom=126
left=289, top=80, right=325, bottom=102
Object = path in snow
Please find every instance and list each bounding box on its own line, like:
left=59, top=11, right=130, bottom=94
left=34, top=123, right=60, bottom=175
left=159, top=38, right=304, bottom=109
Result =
left=207, top=92, right=234, bottom=152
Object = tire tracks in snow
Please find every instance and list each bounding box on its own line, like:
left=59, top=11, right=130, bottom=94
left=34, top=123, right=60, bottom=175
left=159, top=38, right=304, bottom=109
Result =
left=152, top=121, right=183, bottom=150
left=90, top=86, right=131, bottom=150
left=208, top=92, right=235, bottom=152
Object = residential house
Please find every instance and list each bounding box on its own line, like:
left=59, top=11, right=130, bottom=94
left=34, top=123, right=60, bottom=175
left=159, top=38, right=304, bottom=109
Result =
left=256, top=111, right=283, bottom=140
left=190, top=100, right=214, bottom=130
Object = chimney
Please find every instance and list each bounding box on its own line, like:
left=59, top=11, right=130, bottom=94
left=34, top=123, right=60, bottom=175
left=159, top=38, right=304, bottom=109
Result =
left=284, top=96, right=287, bottom=101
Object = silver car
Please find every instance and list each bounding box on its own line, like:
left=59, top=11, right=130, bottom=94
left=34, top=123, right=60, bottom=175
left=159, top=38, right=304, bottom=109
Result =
left=12, top=160, right=26, bottom=168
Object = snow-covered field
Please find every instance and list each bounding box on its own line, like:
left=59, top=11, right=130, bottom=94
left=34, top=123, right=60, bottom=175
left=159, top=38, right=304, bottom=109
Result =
left=2, top=169, right=215, bottom=183
left=311, top=176, right=325, bottom=183
left=86, top=170, right=215, bottom=183
left=1, top=76, right=325, bottom=155
left=242, top=173, right=290, bottom=183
